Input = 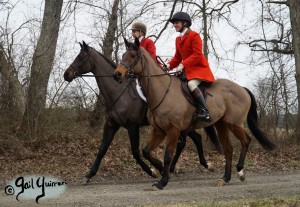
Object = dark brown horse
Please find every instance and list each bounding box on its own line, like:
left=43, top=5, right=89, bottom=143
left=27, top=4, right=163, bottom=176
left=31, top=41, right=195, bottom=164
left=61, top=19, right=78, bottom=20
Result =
left=113, top=38, right=276, bottom=189
left=64, top=41, right=220, bottom=184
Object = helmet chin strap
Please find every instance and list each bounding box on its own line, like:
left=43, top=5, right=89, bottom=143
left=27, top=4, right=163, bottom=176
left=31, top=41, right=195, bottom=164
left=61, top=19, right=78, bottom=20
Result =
left=178, top=21, right=188, bottom=33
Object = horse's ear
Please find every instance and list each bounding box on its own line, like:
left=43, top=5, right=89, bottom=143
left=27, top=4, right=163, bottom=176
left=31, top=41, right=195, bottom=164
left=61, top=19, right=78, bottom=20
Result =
left=79, top=42, right=83, bottom=48
left=134, top=37, right=140, bottom=48
left=124, top=38, right=129, bottom=49
left=82, top=41, right=89, bottom=51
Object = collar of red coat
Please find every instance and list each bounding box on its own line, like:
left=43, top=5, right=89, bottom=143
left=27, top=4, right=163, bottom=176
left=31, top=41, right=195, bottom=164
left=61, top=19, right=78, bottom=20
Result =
left=179, top=28, right=191, bottom=37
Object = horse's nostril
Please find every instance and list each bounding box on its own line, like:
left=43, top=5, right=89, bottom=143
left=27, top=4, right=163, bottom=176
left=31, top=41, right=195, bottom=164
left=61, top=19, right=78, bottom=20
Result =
left=113, top=72, right=121, bottom=81
left=63, top=72, right=69, bottom=81
left=63, top=71, right=73, bottom=82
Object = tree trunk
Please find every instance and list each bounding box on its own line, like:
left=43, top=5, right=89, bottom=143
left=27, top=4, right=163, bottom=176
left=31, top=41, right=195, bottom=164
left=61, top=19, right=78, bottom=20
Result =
left=0, top=47, right=25, bottom=120
left=288, top=0, right=300, bottom=141
left=21, top=0, right=63, bottom=139
left=102, top=0, right=120, bottom=58
left=90, top=0, right=119, bottom=128
left=202, top=0, right=209, bottom=59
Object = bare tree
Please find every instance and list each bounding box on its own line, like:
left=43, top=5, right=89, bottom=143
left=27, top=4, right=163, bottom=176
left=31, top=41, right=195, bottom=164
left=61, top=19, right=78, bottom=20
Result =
left=0, top=44, right=25, bottom=121
left=0, top=1, right=32, bottom=123
left=287, top=0, right=300, bottom=141
left=89, top=0, right=120, bottom=128
left=243, top=0, right=299, bottom=140
left=20, top=0, right=63, bottom=140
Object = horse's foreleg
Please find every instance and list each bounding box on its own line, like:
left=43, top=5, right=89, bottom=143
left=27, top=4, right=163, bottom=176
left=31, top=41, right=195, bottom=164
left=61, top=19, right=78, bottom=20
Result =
left=128, top=124, right=158, bottom=178
left=215, top=121, right=232, bottom=186
left=170, top=133, right=187, bottom=173
left=153, top=125, right=180, bottom=190
left=229, top=124, right=252, bottom=181
left=142, top=128, right=166, bottom=173
left=84, top=120, right=120, bottom=184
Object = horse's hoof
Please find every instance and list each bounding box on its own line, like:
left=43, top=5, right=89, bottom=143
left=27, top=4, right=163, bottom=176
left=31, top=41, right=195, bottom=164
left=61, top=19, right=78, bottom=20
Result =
left=152, top=181, right=164, bottom=190
left=82, top=177, right=90, bottom=185
left=207, top=162, right=214, bottom=172
left=143, top=186, right=160, bottom=191
left=237, top=169, right=245, bottom=181
left=217, top=179, right=226, bottom=186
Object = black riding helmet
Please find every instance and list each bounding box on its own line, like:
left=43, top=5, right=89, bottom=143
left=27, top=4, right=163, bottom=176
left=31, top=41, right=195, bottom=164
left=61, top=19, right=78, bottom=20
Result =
left=169, top=12, right=192, bottom=27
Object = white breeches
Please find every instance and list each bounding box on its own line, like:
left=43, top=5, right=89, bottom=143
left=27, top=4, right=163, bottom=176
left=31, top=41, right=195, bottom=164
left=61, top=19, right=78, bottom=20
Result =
left=188, top=79, right=202, bottom=91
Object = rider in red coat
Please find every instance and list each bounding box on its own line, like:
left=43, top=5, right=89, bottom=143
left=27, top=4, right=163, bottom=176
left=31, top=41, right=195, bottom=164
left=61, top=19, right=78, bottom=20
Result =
left=167, top=12, right=215, bottom=122
left=131, top=22, right=160, bottom=65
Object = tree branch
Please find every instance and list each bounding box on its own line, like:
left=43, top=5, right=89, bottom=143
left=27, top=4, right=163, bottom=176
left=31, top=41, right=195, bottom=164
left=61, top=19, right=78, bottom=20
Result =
left=154, top=0, right=179, bottom=43
left=266, top=1, right=287, bottom=5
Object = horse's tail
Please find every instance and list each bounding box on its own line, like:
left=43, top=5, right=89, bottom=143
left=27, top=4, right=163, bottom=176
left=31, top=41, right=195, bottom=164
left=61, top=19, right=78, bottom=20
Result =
left=244, top=87, right=276, bottom=151
left=204, top=125, right=222, bottom=153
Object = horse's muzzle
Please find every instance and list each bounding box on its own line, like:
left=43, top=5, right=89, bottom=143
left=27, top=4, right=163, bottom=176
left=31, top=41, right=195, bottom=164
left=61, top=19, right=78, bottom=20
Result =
left=113, top=72, right=122, bottom=83
left=64, top=68, right=75, bottom=82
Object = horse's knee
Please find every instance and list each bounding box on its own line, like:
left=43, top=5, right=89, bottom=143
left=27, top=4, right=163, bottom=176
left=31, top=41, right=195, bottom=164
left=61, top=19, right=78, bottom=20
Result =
left=164, top=153, right=172, bottom=165
left=178, top=136, right=186, bottom=145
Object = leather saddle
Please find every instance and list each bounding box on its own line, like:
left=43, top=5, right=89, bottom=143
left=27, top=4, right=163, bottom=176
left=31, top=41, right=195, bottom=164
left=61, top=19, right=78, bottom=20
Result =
left=179, top=74, right=212, bottom=105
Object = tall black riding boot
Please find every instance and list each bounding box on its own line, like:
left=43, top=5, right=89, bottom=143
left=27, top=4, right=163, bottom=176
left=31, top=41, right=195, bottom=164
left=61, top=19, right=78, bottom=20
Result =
left=191, top=87, right=211, bottom=122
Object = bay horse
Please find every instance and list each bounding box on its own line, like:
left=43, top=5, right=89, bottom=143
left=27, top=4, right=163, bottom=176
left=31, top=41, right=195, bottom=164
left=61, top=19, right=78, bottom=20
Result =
left=113, top=38, right=276, bottom=189
left=63, top=41, right=221, bottom=184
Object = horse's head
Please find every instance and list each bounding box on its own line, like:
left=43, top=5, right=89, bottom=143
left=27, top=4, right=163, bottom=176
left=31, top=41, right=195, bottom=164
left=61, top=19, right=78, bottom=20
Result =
left=113, top=38, right=142, bottom=83
left=64, top=41, right=94, bottom=82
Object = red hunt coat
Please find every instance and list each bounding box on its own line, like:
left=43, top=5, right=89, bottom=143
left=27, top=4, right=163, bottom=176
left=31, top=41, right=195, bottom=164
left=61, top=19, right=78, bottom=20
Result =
left=140, top=38, right=157, bottom=61
left=168, top=29, right=215, bottom=82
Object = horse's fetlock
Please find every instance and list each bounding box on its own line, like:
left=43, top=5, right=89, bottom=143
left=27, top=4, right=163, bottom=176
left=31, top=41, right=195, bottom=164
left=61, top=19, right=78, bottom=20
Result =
left=236, top=164, right=243, bottom=172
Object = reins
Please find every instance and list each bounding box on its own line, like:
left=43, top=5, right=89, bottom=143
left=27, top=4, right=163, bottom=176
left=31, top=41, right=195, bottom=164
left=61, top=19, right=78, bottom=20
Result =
left=71, top=47, right=137, bottom=122
left=121, top=48, right=173, bottom=111
left=75, top=73, right=132, bottom=111
left=75, top=74, right=113, bottom=77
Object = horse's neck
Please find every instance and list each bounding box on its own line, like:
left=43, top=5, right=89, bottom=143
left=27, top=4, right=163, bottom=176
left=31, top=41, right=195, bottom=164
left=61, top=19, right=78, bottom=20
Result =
left=139, top=53, right=171, bottom=104
left=91, top=51, right=125, bottom=104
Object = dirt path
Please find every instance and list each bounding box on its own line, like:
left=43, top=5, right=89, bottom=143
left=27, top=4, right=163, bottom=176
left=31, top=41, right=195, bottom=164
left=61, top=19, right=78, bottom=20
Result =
left=1, top=171, right=299, bottom=207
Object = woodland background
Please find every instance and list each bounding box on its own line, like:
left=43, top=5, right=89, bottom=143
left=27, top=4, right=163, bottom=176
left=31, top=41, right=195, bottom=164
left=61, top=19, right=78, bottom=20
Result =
left=0, top=0, right=299, bottom=186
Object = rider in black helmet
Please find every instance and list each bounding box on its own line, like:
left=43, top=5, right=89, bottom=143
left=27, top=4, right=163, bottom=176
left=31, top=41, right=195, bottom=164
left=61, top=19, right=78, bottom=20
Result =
left=166, top=12, right=214, bottom=122
left=169, top=11, right=192, bottom=29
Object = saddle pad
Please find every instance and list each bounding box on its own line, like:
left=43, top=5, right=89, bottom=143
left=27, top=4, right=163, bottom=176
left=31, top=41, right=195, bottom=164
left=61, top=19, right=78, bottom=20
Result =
left=180, top=81, right=211, bottom=106
left=181, top=81, right=195, bottom=106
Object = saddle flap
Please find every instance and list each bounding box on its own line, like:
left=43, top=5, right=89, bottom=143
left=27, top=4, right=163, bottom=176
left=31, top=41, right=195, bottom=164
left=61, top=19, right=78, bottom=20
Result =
left=181, top=81, right=210, bottom=106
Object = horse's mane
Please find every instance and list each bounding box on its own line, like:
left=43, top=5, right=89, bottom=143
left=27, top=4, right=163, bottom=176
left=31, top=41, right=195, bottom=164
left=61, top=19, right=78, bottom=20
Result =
left=126, top=41, right=159, bottom=69
left=90, top=47, right=117, bottom=69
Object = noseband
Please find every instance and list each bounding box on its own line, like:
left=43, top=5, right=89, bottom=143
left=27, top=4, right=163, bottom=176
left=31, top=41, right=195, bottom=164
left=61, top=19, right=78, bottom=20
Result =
left=119, top=49, right=141, bottom=78
left=70, top=48, right=95, bottom=77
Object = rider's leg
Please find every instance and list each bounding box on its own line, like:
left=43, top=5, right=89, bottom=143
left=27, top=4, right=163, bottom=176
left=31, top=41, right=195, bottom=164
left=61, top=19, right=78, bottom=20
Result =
left=188, top=79, right=211, bottom=122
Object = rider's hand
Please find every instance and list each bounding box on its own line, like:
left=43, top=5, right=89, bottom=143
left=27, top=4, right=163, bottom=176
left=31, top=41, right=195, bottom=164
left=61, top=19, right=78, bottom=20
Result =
left=173, top=64, right=184, bottom=72
left=162, top=63, right=170, bottom=72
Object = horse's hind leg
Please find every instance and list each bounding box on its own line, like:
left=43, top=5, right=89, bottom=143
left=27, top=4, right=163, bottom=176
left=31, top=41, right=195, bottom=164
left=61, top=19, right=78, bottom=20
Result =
left=142, top=128, right=166, bottom=173
left=229, top=124, right=252, bottom=181
left=170, top=130, right=212, bottom=173
left=127, top=124, right=158, bottom=178
left=84, top=119, right=120, bottom=184
left=187, top=131, right=212, bottom=170
left=170, top=133, right=186, bottom=173
left=215, top=121, right=232, bottom=186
